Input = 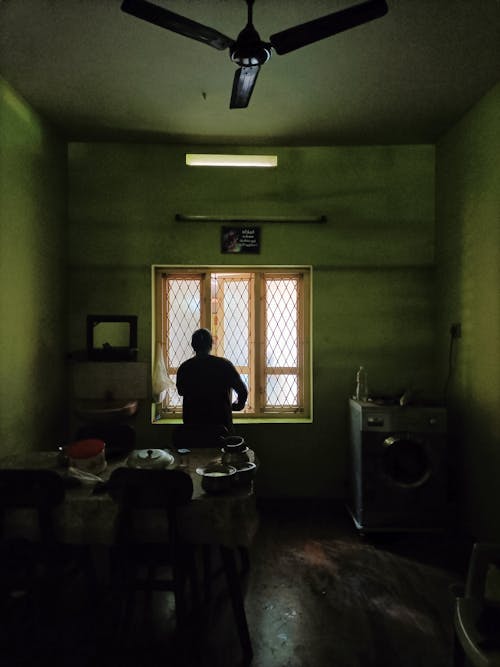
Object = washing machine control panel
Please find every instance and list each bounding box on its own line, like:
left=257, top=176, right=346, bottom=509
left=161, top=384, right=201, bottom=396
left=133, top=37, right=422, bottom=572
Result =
left=366, top=415, right=385, bottom=428
left=362, top=412, right=393, bottom=431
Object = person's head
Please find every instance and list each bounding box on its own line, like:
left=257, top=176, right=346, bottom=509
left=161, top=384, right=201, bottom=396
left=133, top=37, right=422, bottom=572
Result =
left=191, top=328, right=213, bottom=354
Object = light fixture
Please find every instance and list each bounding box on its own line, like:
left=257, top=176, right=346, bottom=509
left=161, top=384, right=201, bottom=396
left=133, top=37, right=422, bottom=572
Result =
left=185, top=154, right=277, bottom=168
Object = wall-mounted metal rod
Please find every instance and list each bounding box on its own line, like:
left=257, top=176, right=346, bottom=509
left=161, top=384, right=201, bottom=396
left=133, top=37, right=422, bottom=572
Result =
left=175, top=214, right=327, bottom=223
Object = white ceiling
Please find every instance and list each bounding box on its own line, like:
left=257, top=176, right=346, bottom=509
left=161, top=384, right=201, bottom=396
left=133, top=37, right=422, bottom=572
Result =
left=1, top=0, right=499, bottom=145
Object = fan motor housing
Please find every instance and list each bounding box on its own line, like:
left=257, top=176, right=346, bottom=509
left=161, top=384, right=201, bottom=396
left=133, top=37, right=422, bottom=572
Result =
left=230, top=25, right=271, bottom=66
left=230, top=44, right=271, bottom=66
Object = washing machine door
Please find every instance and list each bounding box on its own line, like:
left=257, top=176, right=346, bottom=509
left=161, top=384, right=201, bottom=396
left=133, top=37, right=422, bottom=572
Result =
left=382, top=435, right=432, bottom=488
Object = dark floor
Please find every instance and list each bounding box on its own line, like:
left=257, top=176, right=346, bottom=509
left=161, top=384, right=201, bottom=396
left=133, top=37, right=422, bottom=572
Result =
left=1, top=501, right=471, bottom=667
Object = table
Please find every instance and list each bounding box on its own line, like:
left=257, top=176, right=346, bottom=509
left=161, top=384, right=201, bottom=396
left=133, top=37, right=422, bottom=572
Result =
left=0, top=448, right=259, bottom=548
left=0, top=447, right=257, bottom=660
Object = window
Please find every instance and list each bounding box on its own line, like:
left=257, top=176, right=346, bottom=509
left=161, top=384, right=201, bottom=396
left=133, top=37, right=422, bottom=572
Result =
left=152, top=266, right=312, bottom=422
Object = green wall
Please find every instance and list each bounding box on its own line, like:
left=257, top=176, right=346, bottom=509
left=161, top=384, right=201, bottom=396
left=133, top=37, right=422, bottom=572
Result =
left=435, top=83, right=500, bottom=540
left=0, top=77, right=67, bottom=455
left=68, top=143, right=436, bottom=497
left=1, top=71, right=497, bottom=512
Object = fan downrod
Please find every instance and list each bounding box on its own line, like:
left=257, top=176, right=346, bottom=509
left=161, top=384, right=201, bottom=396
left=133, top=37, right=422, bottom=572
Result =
left=230, top=0, right=271, bottom=67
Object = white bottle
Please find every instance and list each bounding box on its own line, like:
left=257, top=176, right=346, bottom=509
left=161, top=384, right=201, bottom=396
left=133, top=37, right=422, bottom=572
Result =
left=355, top=366, right=369, bottom=401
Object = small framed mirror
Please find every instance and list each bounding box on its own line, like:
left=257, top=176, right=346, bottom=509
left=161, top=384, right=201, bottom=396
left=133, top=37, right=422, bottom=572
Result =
left=86, top=315, right=138, bottom=361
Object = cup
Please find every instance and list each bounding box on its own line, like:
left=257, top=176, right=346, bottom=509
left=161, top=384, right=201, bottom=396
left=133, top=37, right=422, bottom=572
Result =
left=176, top=448, right=191, bottom=470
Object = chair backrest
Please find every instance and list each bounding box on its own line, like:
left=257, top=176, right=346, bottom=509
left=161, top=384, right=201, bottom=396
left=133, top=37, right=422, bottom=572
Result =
left=0, top=469, right=65, bottom=543
left=108, top=467, right=193, bottom=544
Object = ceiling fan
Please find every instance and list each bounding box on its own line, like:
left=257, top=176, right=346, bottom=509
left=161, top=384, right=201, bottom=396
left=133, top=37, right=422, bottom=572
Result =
left=121, top=0, right=388, bottom=109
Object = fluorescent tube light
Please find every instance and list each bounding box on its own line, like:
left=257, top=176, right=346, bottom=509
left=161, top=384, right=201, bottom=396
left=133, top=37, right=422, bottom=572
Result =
left=186, top=154, right=277, bottom=168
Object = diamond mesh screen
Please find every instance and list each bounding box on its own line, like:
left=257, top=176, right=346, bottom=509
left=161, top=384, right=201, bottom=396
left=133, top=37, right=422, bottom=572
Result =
left=266, top=375, right=298, bottom=406
left=266, top=279, right=299, bottom=407
left=217, top=279, right=249, bottom=365
left=212, top=276, right=251, bottom=408
left=167, top=279, right=201, bottom=367
left=165, top=278, right=200, bottom=408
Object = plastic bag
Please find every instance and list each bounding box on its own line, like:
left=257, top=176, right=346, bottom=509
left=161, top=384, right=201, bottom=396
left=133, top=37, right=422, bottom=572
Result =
left=152, top=343, right=175, bottom=403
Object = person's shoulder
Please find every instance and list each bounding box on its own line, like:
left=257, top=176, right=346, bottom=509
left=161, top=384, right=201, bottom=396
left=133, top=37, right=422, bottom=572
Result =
left=212, top=356, right=240, bottom=375
left=178, top=356, right=196, bottom=370
left=211, top=355, right=234, bottom=366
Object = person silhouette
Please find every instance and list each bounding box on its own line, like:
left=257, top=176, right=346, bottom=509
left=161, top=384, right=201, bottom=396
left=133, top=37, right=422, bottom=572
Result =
left=176, top=328, right=248, bottom=432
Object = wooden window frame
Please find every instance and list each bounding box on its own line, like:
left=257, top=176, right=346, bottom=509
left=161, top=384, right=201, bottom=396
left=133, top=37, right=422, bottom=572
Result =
left=152, top=266, right=312, bottom=423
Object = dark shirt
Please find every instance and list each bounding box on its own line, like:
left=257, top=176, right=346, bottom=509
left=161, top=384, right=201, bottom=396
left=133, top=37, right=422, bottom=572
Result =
left=176, top=354, right=248, bottom=430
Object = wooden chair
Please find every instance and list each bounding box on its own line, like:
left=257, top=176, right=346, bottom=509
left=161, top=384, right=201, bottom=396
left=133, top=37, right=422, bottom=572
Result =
left=108, top=467, right=253, bottom=662
left=107, top=467, right=200, bottom=636
left=453, top=542, right=500, bottom=666
left=0, top=468, right=95, bottom=656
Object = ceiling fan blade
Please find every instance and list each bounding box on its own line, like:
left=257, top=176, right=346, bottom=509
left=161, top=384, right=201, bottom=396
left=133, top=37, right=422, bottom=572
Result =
left=121, top=0, right=234, bottom=51
left=230, top=66, right=260, bottom=109
left=270, top=0, right=388, bottom=55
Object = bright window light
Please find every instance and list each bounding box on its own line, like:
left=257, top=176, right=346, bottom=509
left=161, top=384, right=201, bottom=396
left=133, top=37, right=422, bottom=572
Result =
left=186, top=154, right=278, bottom=168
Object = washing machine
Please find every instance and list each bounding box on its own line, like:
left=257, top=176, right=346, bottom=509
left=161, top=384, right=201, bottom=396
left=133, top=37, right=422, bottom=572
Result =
left=348, top=398, right=448, bottom=532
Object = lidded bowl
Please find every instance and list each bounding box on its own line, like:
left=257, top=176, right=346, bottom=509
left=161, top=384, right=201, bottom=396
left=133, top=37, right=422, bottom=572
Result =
left=126, top=448, right=174, bottom=470
left=220, top=435, right=251, bottom=467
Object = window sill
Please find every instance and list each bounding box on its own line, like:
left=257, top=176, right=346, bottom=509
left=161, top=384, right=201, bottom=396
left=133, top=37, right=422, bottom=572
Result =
left=152, top=417, right=313, bottom=426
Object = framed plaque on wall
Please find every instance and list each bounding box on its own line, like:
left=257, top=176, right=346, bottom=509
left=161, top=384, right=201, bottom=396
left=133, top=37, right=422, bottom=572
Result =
left=221, top=226, right=260, bottom=254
